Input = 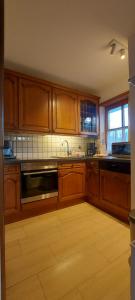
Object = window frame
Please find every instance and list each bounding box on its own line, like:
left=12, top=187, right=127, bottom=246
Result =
left=105, top=98, right=128, bottom=146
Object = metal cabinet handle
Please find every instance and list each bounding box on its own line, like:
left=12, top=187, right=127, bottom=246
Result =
left=23, top=170, right=58, bottom=175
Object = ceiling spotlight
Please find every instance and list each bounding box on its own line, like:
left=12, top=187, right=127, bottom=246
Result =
left=110, top=43, right=116, bottom=55
left=120, top=49, right=126, bottom=60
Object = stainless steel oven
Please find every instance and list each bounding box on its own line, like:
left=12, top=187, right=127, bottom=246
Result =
left=21, top=162, right=58, bottom=204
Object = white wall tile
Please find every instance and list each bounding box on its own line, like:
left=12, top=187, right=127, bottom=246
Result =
left=5, top=134, right=95, bottom=160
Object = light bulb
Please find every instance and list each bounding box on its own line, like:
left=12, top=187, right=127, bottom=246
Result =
left=120, top=49, right=126, bottom=60
left=84, top=117, right=91, bottom=124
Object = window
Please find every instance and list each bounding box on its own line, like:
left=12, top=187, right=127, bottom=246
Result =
left=106, top=103, right=128, bottom=153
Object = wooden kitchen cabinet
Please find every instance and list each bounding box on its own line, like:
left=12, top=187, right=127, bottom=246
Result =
left=4, top=72, right=19, bottom=130
left=4, top=165, right=20, bottom=219
left=4, top=69, right=99, bottom=135
left=19, top=78, right=52, bottom=132
left=100, top=169, right=131, bottom=221
left=87, top=160, right=99, bottom=205
left=58, top=163, right=85, bottom=205
left=78, top=95, right=99, bottom=136
left=53, top=88, right=78, bottom=134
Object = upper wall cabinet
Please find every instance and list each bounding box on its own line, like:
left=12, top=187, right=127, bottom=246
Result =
left=4, top=69, right=99, bottom=135
left=4, top=72, right=19, bottom=130
left=19, top=78, right=52, bottom=133
left=78, top=96, right=99, bottom=136
left=53, top=88, right=78, bottom=134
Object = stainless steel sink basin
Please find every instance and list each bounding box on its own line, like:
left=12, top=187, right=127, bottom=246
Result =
left=51, top=156, right=68, bottom=159
left=50, top=156, right=85, bottom=159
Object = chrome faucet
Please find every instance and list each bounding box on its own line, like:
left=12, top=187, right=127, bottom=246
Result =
left=62, top=140, right=71, bottom=156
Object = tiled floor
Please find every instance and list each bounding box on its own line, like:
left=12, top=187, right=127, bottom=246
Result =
left=5, top=203, right=130, bottom=300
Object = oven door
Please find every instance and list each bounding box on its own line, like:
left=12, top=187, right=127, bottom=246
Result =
left=21, top=169, right=58, bottom=204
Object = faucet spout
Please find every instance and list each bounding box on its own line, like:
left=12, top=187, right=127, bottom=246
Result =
left=62, top=140, right=70, bottom=156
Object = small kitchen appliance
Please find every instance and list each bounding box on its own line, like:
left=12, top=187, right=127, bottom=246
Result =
left=87, top=142, right=96, bottom=157
left=112, top=142, right=131, bottom=158
left=4, top=140, right=15, bottom=159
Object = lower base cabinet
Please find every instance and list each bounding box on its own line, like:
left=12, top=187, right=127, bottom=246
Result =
left=58, top=163, right=86, bottom=205
left=100, top=170, right=131, bottom=221
left=4, top=161, right=131, bottom=224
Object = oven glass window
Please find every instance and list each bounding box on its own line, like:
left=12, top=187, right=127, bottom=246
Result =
left=22, top=171, right=58, bottom=199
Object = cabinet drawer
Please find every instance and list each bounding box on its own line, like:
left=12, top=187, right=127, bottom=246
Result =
left=59, top=166, right=85, bottom=177
left=58, top=162, right=85, bottom=169
left=73, top=163, right=85, bottom=168
left=58, top=163, right=73, bottom=169
left=4, top=164, right=20, bottom=174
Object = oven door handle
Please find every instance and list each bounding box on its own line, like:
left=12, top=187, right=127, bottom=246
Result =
left=23, top=170, right=58, bottom=175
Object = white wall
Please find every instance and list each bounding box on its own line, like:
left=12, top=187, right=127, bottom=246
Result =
left=128, top=34, right=135, bottom=209
left=100, top=76, right=129, bottom=103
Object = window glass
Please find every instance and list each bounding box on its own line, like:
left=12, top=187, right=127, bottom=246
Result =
left=124, top=104, right=128, bottom=126
left=123, top=127, right=128, bottom=141
left=107, top=103, right=128, bottom=154
left=107, top=130, right=116, bottom=153
left=108, top=106, right=122, bottom=129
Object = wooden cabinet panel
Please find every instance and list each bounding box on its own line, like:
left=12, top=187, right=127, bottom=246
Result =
left=53, top=88, right=78, bottom=134
left=19, top=78, right=52, bottom=132
left=59, top=165, right=85, bottom=202
left=100, top=170, right=131, bottom=220
left=4, top=73, right=18, bottom=130
left=4, top=168, right=20, bottom=215
left=87, top=168, right=99, bottom=204
left=87, top=160, right=99, bottom=204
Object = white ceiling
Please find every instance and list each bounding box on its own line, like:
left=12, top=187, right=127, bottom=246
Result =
left=4, top=0, right=135, bottom=98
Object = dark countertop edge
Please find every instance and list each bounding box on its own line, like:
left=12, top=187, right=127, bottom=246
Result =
left=4, top=156, right=131, bottom=164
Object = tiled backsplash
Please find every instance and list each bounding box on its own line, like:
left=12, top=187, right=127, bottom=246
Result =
left=5, top=134, right=95, bottom=160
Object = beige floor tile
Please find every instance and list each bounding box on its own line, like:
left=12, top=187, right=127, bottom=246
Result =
left=50, top=229, right=99, bottom=260
left=5, top=240, right=22, bottom=261
left=5, top=203, right=130, bottom=300
left=78, top=252, right=130, bottom=300
left=6, top=245, right=57, bottom=288
left=23, top=215, right=61, bottom=237
left=59, top=215, right=95, bottom=235
left=38, top=247, right=108, bottom=300
left=5, top=227, right=26, bottom=244
left=60, top=289, right=82, bottom=300
left=19, top=228, right=62, bottom=254
left=6, top=275, right=45, bottom=300
left=94, top=229, right=130, bottom=262
left=56, top=204, right=93, bottom=224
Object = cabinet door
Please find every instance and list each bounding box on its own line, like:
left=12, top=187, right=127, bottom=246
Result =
left=4, top=72, right=18, bottom=130
left=59, top=167, right=85, bottom=202
left=53, top=88, right=78, bottom=134
left=78, top=96, right=99, bottom=135
left=100, top=170, right=131, bottom=219
left=19, top=78, right=52, bottom=132
left=4, top=173, right=20, bottom=215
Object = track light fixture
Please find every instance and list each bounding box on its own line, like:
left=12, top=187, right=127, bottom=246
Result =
left=108, top=39, right=127, bottom=60
left=110, top=43, right=116, bottom=55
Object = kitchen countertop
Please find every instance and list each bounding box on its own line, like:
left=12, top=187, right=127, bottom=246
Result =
left=4, top=155, right=131, bottom=164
